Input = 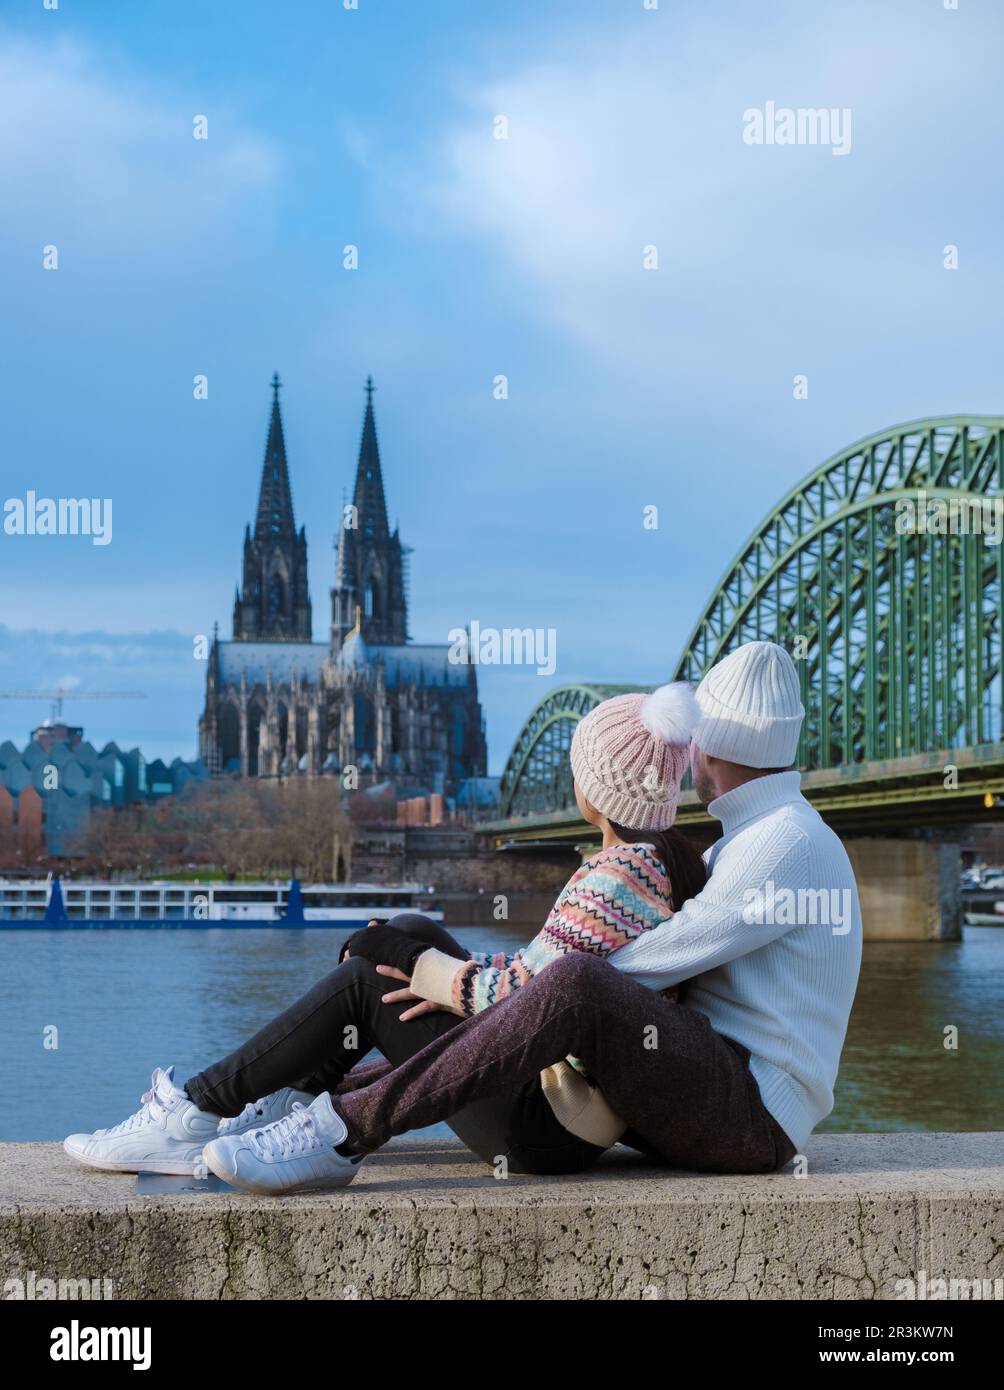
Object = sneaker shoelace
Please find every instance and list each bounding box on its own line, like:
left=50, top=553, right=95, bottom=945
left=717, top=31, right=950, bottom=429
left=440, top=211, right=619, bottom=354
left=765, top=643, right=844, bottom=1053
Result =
left=218, top=1097, right=271, bottom=1135
left=97, top=1071, right=170, bottom=1137
left=251, top=1103, right=322, bottom=1160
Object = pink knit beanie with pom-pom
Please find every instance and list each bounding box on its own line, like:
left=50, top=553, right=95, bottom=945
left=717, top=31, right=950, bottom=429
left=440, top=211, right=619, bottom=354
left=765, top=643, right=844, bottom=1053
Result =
left=569, top=682, right=700, bottom=830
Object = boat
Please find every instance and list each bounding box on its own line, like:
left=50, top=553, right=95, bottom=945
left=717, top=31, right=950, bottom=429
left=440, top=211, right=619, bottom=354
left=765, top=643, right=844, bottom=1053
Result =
left=0, top=877, right=443, bottom=929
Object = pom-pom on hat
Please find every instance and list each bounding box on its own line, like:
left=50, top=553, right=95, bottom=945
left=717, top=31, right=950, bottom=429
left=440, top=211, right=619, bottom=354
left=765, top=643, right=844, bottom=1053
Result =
left=569, top=682, right=699, bottom=831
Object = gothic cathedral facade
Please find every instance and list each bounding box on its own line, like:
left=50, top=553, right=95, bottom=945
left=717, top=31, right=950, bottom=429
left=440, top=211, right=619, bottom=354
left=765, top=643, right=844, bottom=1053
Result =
left=199, top=376, right=487, bottom=795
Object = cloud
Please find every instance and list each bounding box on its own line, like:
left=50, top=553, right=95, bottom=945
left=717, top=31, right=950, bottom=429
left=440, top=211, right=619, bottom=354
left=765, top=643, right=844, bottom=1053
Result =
left=0, top=29, right=278, bottom=259
left=425, top=1, right=1004, bottom=375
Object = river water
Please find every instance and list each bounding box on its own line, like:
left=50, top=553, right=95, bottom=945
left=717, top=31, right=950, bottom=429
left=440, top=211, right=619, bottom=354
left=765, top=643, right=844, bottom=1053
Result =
left=1, top=925, right=1001, bottom=1142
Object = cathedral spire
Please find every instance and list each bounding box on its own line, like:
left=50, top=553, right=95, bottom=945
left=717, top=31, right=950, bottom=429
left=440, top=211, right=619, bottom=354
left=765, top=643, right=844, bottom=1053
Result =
left=254, top=372, right=296, bottom=543
left=353, top=376, right=390, bottom=542
left=233, top=373, right=312, bottom=642
left=330, top=378, right=408, bottom=650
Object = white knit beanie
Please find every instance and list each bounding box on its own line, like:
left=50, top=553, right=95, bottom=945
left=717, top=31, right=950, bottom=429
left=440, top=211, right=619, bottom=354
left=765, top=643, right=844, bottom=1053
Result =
left=692, top=641, right=804, bottom=768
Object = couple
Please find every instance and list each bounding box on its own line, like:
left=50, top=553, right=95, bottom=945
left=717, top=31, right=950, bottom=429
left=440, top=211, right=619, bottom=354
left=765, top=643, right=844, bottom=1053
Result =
left=64, top=640, right=863, bottom=1193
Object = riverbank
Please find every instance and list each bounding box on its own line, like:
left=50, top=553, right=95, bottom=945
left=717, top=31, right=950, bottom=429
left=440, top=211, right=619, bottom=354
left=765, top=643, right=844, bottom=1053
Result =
left=2, top=1132, right=1001, bottom=1300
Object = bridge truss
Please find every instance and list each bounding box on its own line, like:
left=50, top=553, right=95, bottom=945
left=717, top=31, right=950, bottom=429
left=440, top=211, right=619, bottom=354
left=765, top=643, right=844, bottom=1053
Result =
left=674, top=417, right=1004, bottom=770
left=498, top=418, right=1004, bottom=819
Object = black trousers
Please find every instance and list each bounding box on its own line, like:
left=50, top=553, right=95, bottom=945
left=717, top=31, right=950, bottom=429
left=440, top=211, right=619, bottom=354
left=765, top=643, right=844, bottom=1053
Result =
left=185, top=916, right=606, bottom=1175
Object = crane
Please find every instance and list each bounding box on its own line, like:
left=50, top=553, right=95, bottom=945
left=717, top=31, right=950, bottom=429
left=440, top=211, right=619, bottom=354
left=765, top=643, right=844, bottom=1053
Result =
left=0, top=689, right=147, bottom=724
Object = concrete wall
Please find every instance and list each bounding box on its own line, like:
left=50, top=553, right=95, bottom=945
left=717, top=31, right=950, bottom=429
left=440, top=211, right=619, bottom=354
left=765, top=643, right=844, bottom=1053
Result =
left=378, top=828, right=969, bottom=939
left=439, top=889, right=558, bottom=930
left=443, top=835, right=967, bottom=939
left=2, top=1133, right=1000, bottom=1300
left=359, top=825, right=966, bottom=940
left=354, top=825, right=575, bottom=893
left=845, top=838, right=962, bottom=940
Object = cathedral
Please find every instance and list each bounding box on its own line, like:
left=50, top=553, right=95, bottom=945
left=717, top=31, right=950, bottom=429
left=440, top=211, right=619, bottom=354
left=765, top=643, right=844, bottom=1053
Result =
left=198, top=375, right=487, bottom=796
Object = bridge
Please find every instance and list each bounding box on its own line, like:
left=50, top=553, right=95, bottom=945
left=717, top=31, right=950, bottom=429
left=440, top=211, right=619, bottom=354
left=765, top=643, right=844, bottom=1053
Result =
left=481, top=417, right=1004, bottom=939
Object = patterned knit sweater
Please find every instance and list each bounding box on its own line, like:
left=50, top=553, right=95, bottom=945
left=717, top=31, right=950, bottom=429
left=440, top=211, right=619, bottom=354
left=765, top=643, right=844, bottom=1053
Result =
left=409, top=841, right=678, bottom=1119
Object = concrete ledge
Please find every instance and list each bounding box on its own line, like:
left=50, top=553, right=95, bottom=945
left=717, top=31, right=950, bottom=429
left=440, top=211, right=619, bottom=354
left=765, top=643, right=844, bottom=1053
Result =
left=2, top=1133, right=1002, bottom=1300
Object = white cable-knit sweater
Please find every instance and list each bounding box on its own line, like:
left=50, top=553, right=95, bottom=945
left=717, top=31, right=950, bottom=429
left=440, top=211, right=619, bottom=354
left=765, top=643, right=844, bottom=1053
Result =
left=609, top=771, right=862, bottom=1151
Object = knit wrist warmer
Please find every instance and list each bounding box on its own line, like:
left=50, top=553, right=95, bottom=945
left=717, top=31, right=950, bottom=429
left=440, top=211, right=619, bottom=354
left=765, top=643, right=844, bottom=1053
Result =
left=409, top=947, right=467, bottom=1010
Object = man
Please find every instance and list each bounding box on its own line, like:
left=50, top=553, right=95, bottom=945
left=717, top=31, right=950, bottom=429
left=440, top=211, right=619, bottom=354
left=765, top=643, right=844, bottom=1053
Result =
left=201, top=640, right=863, bottom=1191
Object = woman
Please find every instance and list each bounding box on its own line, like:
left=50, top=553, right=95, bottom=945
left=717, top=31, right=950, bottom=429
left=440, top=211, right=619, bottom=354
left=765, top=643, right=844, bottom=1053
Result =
left=64, top=683, right=707, bottom=1190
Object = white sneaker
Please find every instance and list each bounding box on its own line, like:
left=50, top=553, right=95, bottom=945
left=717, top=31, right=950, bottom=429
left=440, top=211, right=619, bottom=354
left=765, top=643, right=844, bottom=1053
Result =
left=216, top=1087, right=316, bottom=1137
left=203, top=1091, right=366, bottom=1195
left=64, top=1065, right=219, bottom=1176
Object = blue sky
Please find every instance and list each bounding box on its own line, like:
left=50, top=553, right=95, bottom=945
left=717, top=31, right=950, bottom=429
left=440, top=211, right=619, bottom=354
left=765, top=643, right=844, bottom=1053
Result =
left=2, top=0, right=1003, bottom=767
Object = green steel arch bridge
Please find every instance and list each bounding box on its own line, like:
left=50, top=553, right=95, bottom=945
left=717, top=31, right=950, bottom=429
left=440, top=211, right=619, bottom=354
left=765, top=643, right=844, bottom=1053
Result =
left=487, top=416, right=1004, bottom=847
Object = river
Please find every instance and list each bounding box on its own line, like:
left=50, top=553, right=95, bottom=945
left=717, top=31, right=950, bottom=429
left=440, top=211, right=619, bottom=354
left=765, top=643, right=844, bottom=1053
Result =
left=1, top=925, right=1000, bottom=1142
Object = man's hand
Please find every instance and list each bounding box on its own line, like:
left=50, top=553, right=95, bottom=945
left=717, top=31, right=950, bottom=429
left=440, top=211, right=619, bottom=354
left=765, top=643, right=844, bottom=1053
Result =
left=374, top=965, right=466, bottom=1021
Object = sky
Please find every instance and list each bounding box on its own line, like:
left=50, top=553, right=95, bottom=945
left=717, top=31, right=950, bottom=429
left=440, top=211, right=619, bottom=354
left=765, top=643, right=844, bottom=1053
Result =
left=2, top=0, right=1003, bottom=768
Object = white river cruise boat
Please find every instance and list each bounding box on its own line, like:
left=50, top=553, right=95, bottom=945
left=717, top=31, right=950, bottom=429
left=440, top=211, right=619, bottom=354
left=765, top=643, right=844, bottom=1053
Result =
left=0, top=878, right=443, bottom=928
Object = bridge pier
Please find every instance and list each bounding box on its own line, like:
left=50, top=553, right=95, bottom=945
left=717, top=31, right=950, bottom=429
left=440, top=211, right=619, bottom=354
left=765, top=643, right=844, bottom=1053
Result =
left=844, top=838, right=962, bottom=941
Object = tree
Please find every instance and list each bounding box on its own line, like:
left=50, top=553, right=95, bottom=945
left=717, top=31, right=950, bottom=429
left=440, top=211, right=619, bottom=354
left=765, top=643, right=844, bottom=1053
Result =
left=70, top=778, right=354, bottom=881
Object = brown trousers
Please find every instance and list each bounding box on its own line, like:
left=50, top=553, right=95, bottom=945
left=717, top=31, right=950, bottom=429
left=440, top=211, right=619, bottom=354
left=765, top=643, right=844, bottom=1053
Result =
left=337, top=947, right=796, bottom=1175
